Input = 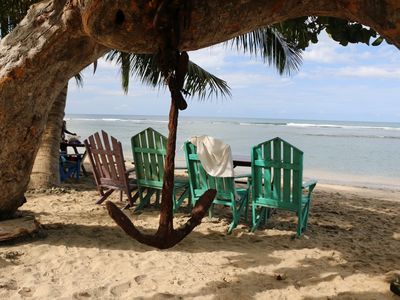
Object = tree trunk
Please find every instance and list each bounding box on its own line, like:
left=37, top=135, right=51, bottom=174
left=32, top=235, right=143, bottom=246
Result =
left=106, top=96, right=217, bottom=249
left=29, top=84, right=68, bottom=189
left=1, top=0, right=400, bottom=218
left=0, top=0, right=107, bottom=219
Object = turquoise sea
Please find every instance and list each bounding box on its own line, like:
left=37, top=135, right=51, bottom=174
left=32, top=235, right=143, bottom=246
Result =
left=65, top=114, right=400, bottom=190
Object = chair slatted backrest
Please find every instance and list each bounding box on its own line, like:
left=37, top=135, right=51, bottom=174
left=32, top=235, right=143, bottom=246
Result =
left=84, top=131, right=128, bottom=189
left=251, top=137, right=303, bottom=211
left=131, top=128, right=167, bottom=189
left=183, top=141, right=235, bottom=201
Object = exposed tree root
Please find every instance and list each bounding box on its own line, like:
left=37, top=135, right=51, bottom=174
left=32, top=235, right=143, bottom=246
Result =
left=106, top=189, right=216, bottom=249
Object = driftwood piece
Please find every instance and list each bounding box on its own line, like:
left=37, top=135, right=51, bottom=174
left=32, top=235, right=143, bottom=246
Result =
left=0, top=215, right=40, bottom=242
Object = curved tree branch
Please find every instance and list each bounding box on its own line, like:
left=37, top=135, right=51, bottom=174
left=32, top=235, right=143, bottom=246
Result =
left=81, top=0, right=400, bottom=52
left=106, top=189, right=216, bottom=249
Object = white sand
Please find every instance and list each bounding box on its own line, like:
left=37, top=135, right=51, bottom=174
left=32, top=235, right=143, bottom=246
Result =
left=0, top=176, right=399, bottom=299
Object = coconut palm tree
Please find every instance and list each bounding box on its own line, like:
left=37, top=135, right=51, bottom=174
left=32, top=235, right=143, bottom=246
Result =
left=29, top=84, right=68, bottom=188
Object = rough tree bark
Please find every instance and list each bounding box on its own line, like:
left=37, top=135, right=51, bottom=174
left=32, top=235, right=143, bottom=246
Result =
left=29, top=84, right=68, bottom=189
left=1, top=0, right=400, bottom=218
left=0, top=0, right=107, bottom=218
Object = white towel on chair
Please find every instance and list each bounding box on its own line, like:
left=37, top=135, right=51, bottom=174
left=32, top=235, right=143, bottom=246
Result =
left=189, top=136, right=234, bottom=177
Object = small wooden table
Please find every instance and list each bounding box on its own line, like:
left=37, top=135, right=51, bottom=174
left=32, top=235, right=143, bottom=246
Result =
left=60, top=142, right=87, bottom=176
left=232, top=155, right=251, bottom=168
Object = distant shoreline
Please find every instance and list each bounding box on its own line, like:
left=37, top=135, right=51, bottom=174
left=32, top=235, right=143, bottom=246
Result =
left=67, top=114, right=400, bottom=192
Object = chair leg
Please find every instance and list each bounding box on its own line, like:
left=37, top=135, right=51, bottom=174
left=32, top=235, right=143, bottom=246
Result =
left=251, top=202, right=257, bottom=232
left=227, top=203, right=239, bottom=234
left=191, top=193, right=196, bottom=207
left=155, top=191, right=161, bottom=207
left=264, top=207, right=271, bottom=225
left=124, top=190, right=140, bottom=209
left=263, top=208, right=269, bottom=225
left=173, top=187, right=189, bottom=213
left=296, top=213, right=303, bottom=237
left=251, top=204, right=262, bottom=232
left=303, top=199, right=311, bottom=231
left=96, top=189, right=114, bottom=204
left=76, top=158, right=81, bottom=180
left=134, top=188, right=155, bottom=212
left=134, top=187, right=146, bottom=211
left=59, top=165, right=65, bottom=182
left=244, top=194, right=249, bottom=223
left=208, top=203, right=214, bottom=218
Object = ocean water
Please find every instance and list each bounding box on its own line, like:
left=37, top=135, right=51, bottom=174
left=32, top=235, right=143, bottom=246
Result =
left=65, top=114, right=400, bottom=190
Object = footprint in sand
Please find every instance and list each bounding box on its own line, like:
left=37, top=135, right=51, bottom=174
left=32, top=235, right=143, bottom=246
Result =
left=134, top=274, right=147, bottom=285
left=0, top=279, right=18, bottom=290
left=18, top=287, right=34, bottom=297
left=151, top=293, right=183, bottom=299
left=110, top=281, right=132, bottom=297
left=73, top=291, right=92, bottom=299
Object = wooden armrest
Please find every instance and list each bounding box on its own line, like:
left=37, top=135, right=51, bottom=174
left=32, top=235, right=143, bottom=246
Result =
left=302, top=179, right=317, bottom=192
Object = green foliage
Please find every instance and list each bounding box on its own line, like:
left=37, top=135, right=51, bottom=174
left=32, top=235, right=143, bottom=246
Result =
left=107, top=26, right=303, bottom=99
left=228, top=27, right=302, bottom=75
left=106, top=51, right=231, bottom=100
left=275, top=16, right=384, bottom=50
left=185, top=60, right=231, bottom=100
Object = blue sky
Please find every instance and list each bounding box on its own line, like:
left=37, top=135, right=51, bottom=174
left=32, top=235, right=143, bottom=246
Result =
left=67, top=33, right=400, bottom=122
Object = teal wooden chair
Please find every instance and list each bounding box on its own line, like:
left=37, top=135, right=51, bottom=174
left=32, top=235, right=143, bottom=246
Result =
left=183, top=141, right=250, bottom=234
left=250, top=137, right=317, bottom=236
left=131, top=127, right=189, bottom=212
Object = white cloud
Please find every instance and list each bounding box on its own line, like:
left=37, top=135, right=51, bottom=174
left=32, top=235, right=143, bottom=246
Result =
left=336, top=66, right=400, bottom=78
left=303, top=45, right=347, bottom=64
left=189, top=44, right=231, bottom=70
left=221, top=72, right=292, bottom=89
left=302, top=33, right=351, bottom=64
left=301, top=32, right=387, bottom=65
left=297, top=65, right=400, bottom=79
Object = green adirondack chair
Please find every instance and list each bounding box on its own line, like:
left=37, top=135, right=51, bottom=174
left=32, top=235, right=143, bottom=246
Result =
left=131, top=127, right=189, bottom=212
left=250, top=137, right=317, bottom=236
left=183, top=141, right=250, bottom=234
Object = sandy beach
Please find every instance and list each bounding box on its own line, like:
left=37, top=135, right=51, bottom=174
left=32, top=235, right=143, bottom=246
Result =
left=1, top=175, right=399, bottom=299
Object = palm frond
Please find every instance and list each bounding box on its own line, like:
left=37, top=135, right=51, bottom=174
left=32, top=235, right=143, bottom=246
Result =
left=74, top=73, right=83, bottom=88
left=185, top=61, right=231, bottom=100
left=228, top=27, right=302, bottom=75
left=106, top=51, right=231, bottom=99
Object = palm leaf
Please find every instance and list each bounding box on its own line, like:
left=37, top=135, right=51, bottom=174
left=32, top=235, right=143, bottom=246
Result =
left=228, top=26, right=302, bottom=75
left=74, top=73, right=83, bottom=88
left=106, top=51, right=231, bottom=99
left=185, top=60, right=231, bottom=100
